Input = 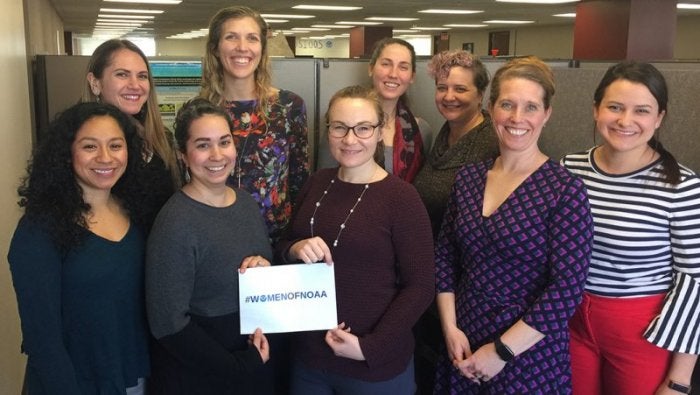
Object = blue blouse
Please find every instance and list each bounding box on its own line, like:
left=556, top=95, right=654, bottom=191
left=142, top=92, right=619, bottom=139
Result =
left=8, top=217, right=150, bottom=395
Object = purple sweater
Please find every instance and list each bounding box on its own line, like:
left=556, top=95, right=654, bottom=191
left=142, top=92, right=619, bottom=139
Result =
left=276, top=167, right=434, bottom=381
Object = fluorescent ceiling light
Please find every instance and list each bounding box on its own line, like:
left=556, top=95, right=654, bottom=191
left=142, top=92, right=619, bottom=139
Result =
left=496, top=0, right=579, bottom=3
left=261, top=14, right=315, bottom=19
left=397, top=34, right=432, bottom=38
left=553, top=13, right=576, bottom=17
left=678, top=3, right=700, bottom=9
left=483, top=20, right=535, bottom=24
left=98, top=14, right=154, bottom=19
left=264, top=19, right=289, bottom=23
left=366, top=17, right=418, bottom=21
left=97, top=22, right=143, bottom=27
left=337, top=21, right=382, bottom=25
left=444, top=24, right=488, bottom=28
left=100, top=8, right=164, bottom=13
left=104, top=0, right=181, bottom=4
left=98, top=18, right=150, bottom=23
left=411, top=27, right=452, bottom=31
left=312, top=24, right=353, bottom=28
left=419, top=9, right=483, bottom=14
left=293, top=5, right=362, bottom=11
left=292, top=27, right=330, bottom=31
left=392, top=29, right=416, bottom=33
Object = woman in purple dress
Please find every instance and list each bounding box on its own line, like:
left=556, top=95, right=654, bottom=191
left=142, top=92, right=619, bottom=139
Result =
left=434, top=56, right=594, bottom=394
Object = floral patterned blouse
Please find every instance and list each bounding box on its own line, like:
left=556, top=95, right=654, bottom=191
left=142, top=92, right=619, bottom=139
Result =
left=223, top=90, right=309, bottom=243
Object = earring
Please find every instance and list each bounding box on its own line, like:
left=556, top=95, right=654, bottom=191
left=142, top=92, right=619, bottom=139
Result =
left=184, top=167, right=191, bottom=183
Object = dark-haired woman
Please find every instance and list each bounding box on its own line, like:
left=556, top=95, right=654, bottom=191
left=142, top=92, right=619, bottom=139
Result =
left=146, top=98, right=273, bottom=395
left=8, top=102, right=150, bottom=394
left=84, top=39, right=181, bottom=230
left=563, top=61, right=700, bottom=395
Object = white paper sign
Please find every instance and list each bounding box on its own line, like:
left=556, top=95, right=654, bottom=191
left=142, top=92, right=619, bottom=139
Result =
left=238, top=263, right=337, bottom=334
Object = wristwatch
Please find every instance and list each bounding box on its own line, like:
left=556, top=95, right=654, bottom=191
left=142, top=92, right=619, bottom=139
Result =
left=668, top=380, right=692, bottom=394
left=494, top=337, right=515, bottom=362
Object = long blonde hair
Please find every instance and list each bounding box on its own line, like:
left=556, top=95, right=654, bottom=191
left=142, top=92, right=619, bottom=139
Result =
left=200, top=6, right=273, bottom=115
left=82, top=39, right=181, bottom=187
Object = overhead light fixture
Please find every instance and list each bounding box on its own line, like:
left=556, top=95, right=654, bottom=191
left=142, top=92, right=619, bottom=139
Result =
left=419, top=9, right=483, bottom=14
left=104, top=0, right=181, bottom=4
left=292, top=5, right=362, bottom=11
left=444, top=24, right=488, bottom=28
left=366, top=17, right=419, bottom=21
left=553, top=13, right=576, bottom=17
left=483, top=20, right=535, bottom=24
left=336, top=21, right=383, bottom=25
left=100, top=8, right=164, bottom=13
left=96, top=22, right=143, bottom=27
left=311, top=24, right=354, bottom=29
left=678, top=3, right=700, bottom=9
left=260, top=14, right=315, bottom=19
left=392, top=29, right=416, bottom=33
left=411, top=27, right=452, bottom=31
left=98, top=18, right=150, bottom=23
left=98, top=14, right=155, bottom=19
left=264, top=19, right=289, bottom=23
left=496, top=0, right=579, bottom=3
left=291, top=27, right=330, bottom=31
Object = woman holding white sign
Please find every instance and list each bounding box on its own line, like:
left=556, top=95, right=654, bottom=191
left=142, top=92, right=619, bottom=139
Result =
left=276, top=85, right=434, bottom=394
left=145, top=98, right=274, bottom=395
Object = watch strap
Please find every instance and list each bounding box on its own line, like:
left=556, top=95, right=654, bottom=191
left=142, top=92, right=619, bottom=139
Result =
left=668, top=380, right=691, bottom=394
left=494, top=337, right=515, bottom=362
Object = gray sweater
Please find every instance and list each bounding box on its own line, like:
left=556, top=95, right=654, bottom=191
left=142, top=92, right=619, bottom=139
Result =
left=147, top=189, right=273, bottom=339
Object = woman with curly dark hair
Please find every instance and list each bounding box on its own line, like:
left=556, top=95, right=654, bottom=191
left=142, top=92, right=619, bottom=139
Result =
left=8, top=102, right=151, bottom=394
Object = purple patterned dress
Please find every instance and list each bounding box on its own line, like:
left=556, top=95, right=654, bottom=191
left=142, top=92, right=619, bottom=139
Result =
left=224, top=90, right=309, bottom=242
left=434, top=159, right=593, bottom=394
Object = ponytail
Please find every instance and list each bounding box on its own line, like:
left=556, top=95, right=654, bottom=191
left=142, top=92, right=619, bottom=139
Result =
left=649, top=136, right=680, bottom=184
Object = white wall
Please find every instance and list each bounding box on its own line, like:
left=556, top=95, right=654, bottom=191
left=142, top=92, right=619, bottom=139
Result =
left=295, top=37, right=349, bottom=58
left=0, top=0, right=33, bottom=392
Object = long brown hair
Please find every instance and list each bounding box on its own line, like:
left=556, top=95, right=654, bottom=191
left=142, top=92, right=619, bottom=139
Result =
left=82, top=39, right=181, bottom=187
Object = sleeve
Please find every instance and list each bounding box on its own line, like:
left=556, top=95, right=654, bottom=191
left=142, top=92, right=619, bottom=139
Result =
left=521, top=176, right=594, bottom=336
left=434, top=169, right=466, bottom=294
left=357, top=183, right=435, bottom=368
left=7, top=217, right=81, bottom=394
left=644, top=176, right=700, bottom=354
left=145, top=205, right=263, bottom=379
left=286, top=92, right=310, bottom=206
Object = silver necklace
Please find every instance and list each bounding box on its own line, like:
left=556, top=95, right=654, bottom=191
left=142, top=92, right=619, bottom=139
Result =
left=309, top=178, right=370, bottom=248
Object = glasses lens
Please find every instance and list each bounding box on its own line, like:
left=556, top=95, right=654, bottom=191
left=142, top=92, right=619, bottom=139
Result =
left=329, top=123, right=348, bottom=137
left=354, top=124, right=375, bottom=138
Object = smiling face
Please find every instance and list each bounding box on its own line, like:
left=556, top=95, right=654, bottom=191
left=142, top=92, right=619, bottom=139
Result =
left=435, top=66, right=483, bottom=127
left=182, top=114, right=236, bottom=190
left=88, top=49, right=149, bottom=116
left=328, top=97, right=382, bottom=173
left=72, top=115, right=128, bottom=196
left=489, top=77, right=551, bottom=155
left=369, top=43, right=415, bottom=102
left=594, top=79, right=664, bottom=156
left=216, top=16, right=263, bottom=83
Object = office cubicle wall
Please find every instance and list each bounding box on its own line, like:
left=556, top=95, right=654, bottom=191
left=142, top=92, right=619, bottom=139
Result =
left=33, top=56, right=700, bottom=173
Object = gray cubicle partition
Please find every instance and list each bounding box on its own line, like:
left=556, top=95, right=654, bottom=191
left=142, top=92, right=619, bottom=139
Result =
left=33, top=55, right=700, bottom=173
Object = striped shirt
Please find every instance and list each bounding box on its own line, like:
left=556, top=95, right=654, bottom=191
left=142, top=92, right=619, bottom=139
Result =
left=563, top=148, right=700, bottom=354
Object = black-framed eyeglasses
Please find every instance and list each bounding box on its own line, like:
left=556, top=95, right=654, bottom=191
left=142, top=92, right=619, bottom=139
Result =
left=327, top=122, right=379, bottom=139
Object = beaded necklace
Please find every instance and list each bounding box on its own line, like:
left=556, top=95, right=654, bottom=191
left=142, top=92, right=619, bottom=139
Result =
left=309, top=178, right=370, bottom=248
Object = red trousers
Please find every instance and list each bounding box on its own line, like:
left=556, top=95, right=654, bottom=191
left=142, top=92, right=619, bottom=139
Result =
left=569, top=292, right=671, bottom=395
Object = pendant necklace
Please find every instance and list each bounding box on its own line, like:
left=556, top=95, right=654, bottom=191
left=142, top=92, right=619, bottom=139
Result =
left=309, top=177, right=370, bottom=248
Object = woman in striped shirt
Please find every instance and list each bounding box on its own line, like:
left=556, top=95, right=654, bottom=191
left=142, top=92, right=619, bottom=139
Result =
left=562, top=62, right=699, bottom=395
